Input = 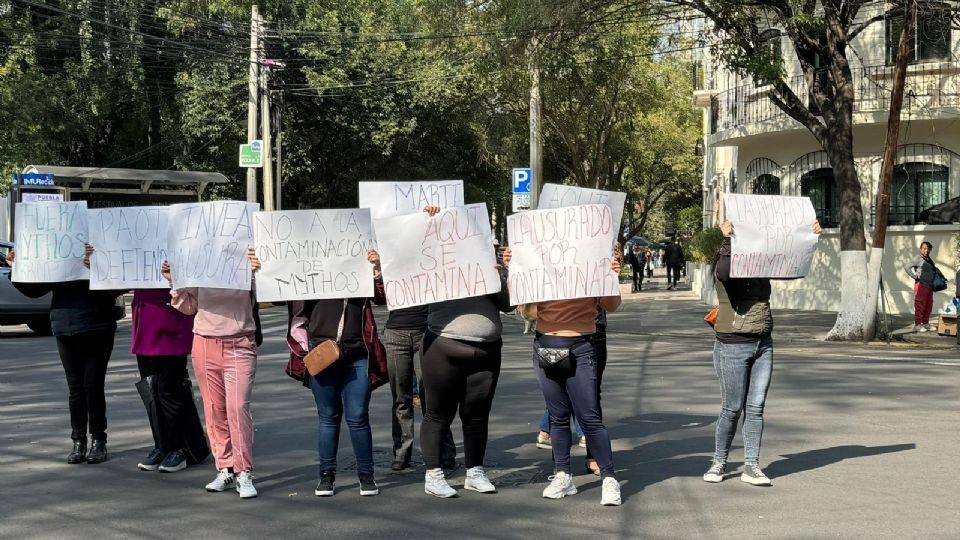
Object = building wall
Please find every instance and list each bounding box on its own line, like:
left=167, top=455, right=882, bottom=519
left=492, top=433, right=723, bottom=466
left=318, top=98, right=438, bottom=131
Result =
left=696, top=7, right=960, bottom=315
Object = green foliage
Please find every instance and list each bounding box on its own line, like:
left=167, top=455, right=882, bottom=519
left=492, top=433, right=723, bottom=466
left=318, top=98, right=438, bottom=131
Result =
left=684, top=227, right=723, bottom=264
left=676, top=205, right=703, bottom=237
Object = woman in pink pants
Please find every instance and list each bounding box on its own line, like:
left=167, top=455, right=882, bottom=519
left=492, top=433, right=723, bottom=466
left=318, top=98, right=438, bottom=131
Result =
left=164, top=251, right=261, bottom=499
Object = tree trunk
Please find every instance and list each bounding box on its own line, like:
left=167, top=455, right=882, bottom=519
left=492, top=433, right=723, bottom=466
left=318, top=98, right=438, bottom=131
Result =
left=824, top=82, right=869, bottom=341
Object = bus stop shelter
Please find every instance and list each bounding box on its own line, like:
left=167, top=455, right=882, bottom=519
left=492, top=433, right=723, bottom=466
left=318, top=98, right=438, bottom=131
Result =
left=5, top=165, right=229, bottom=240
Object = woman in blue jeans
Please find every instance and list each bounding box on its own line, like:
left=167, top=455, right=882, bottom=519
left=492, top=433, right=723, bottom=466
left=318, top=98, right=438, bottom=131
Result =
left=504, top=247, right=623, bottom=506
left=704, top=219, right=820, bottom=486
left=260, top=249, right=388, bottom=497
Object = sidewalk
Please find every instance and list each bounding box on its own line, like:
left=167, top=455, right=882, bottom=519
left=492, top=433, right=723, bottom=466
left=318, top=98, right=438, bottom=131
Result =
left=616, top=269, right=958, bottom=348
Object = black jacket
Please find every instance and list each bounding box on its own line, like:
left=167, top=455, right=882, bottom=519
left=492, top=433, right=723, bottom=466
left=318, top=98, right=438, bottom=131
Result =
left=664, top=243, right=685, bottom=266
left=11, top=279, right=118, bottom=337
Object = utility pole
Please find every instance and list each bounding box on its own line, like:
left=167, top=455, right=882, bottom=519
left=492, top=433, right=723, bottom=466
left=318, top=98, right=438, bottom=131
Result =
left=246, top=5, right=259, bottom=204
left=528, top=36, right=543, bottom=209
left=864, top=0, right=916, bottom=341
left=275, top=90, right=283, bottom=211
left=259, top=13, right=274, bottom=211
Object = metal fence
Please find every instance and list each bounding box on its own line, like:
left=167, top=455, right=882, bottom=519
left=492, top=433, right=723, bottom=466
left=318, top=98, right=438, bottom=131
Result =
left=710, top=62, right=960, bottom=133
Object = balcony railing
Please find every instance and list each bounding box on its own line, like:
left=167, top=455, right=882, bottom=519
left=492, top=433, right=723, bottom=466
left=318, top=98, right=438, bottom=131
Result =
left=709, top=62, right=960, bottom=134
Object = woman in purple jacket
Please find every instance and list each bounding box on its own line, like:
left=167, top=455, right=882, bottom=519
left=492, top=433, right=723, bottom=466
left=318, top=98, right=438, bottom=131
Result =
left=84, top=245, right=202, bottom=473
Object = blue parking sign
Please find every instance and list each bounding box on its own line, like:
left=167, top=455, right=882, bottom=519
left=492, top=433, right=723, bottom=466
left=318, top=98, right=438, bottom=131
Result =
left=512, top=168, right=531, bottom=194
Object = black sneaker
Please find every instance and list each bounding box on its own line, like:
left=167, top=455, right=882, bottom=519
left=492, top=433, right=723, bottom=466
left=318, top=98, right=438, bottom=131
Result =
left=315, top=471, right=335, bottom=497
left=159, top=449, right=188, bottom=473
left=138, top=448, right=163, bottom=471
left=359, top=473, right=379, bottom=496
left=391, top=460, right=409, bottom=472
left=67, top=439, right=87, bottom=465
left=86, top=440, right=108, bottom=464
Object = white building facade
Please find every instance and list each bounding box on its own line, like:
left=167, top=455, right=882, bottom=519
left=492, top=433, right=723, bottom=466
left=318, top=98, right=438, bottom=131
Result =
left=694, top=3, right=960, bottom=315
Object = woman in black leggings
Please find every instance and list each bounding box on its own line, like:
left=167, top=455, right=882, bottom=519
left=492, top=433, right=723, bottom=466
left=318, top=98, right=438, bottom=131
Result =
left=6, top=249, right=118, bottom=464
left=419, top=223, right=512, bottom=496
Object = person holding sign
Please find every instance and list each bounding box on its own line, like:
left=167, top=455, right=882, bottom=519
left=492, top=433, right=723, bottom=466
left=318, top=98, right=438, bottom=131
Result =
left=5, top=249, right=118, bottom=465
left=83, top=244, right=205, bottom=474
left=703, top=218, right=821, bottom=487
left=414, top=206, right=513, bottom=499
left=164, top=250, right=261, bottom=499
left=501, top=245, right=623, bottom=506
left=247, top=247, right=388, bottom=498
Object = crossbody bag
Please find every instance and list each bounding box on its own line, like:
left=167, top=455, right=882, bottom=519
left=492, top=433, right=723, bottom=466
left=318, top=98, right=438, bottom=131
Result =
left=303, top=300, right=348, bottom=376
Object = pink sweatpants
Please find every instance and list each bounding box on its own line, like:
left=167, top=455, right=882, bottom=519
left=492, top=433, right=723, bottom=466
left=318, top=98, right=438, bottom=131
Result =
left=192, top=334, right=257, bottom=472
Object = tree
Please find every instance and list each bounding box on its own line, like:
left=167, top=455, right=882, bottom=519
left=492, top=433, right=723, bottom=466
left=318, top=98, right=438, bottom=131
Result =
left=653, top=0, right=908, bottom=341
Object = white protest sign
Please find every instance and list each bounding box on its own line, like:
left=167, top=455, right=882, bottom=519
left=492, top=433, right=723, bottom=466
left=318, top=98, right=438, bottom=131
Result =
left=359, top=180, right=464, bottom=220
left=374, top=203, right=500, bottom=310
left=538, top=184, right=627, bottom=233
left=12, top=201, right=90, bottom=283
left=167, top=201, right=259, bottom=290
left=725, top=194, right=819, bottom=278
left=87, top=206, right=169, bottom=290
left=253, top=209, right=375, bottom=302
left=507, top=204, right=620, bottom=305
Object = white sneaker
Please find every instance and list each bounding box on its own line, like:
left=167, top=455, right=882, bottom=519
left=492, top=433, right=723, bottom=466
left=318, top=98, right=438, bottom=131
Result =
left=542, top=471, right=577, bottom=499
left=205, top=468, right=235, bottom=492
left=925, top=323, right=935, bottom=332
left=464, top=466, right=497, bottom=493
left=600, top=477, right=622, bottom=506
left=424, top=468, right=457, bottom=498
left=236, top=470, right=258, bottom=499
left=915, top=324, right=928, bottom=333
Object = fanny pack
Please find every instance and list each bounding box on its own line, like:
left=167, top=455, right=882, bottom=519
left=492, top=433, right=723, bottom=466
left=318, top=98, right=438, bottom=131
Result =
left=537, top=347, right=572, bottom=371
left=303, top=300, right=347, bottom=377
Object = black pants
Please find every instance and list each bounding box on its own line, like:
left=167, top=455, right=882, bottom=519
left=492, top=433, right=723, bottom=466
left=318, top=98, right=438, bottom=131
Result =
left=420, top=331, right=501, bottom=469
left=138, top=355, right=190, bottom=453
left=56, top=330, right=115, bottom=442
left=667, top=265, right=683, bottom=286
left=631, top=265, right=644, bottom=291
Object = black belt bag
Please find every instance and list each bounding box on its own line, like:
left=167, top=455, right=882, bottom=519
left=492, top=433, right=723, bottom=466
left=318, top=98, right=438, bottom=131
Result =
left=537, top=347, right=573, bottom=371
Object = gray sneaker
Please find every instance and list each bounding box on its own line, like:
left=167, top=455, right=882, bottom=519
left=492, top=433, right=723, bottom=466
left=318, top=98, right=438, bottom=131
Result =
left=740, top=464, right=772, bottom=486
left=702, top=462, right=725, bottom=483
left=600, top=477, right=621, bottom=506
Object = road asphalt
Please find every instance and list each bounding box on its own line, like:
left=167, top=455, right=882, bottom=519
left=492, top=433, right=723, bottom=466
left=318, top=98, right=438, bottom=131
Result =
left=1, top=281, right=958, bottom=539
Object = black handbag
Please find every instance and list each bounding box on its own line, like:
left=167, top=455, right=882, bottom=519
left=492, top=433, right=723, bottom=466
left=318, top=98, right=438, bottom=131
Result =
left=538, top=347, right=573, bottom=371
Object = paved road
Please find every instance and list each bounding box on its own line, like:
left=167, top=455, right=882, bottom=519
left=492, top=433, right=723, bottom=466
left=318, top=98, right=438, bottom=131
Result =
left=1, top=293, right=958, bottom=539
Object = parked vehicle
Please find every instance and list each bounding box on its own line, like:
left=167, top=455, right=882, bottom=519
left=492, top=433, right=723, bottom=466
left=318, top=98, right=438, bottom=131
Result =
left=0, top=240, right=52, bottom=334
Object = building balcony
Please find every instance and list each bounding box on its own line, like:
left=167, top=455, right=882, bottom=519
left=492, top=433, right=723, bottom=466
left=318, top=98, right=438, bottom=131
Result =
left=706, top=61, right=960, bottom=145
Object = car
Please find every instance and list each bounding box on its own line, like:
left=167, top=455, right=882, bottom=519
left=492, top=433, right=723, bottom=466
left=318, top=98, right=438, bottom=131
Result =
left=0, top=240, right=125, bottom=335
left=0, top=240, right=53, bottom=334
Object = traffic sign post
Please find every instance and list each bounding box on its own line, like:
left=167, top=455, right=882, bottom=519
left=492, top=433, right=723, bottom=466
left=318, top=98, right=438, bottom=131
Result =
left=239, top=140, right=264, bottom=168
left=512, top=168, right=532, bottom=212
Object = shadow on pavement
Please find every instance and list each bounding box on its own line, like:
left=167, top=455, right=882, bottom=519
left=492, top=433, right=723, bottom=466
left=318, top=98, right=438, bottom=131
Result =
left=764, top=443, right=917, bottom=479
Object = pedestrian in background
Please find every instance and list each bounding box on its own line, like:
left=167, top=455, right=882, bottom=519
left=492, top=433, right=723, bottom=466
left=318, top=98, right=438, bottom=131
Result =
left=905, top=241, right=938, bottom=333
left=504, top=245, right=624, bottom=506
left=663, top=241, right=685, bottom=290
left=627, top=244, right=647, bottom=292
left=6, top=249, right=118, bottom=465
left=165, top=250, right=261, bottom=498
left=703, top=218, right=821, bottom=487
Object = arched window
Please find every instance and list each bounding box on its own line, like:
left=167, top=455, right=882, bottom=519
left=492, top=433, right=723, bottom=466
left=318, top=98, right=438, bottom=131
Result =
left=746, top=158, right=782, bottom=194
left=890, top=162, right=949, bottom=225
left=801, top=168, right=839, bottom=227
left=753, top=174, right=781, bottom=195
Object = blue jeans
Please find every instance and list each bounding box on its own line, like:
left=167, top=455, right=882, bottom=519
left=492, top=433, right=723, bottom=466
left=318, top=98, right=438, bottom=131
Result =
left=539, top=411, right=584, bottom=439
left=712, top=336, right=773, bottom=465
left=308, top=348, right=373, bottom=475
left=534, top=334, right=614, bottom=478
